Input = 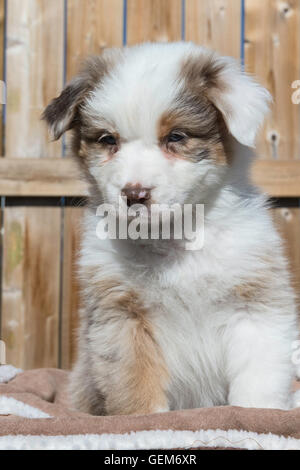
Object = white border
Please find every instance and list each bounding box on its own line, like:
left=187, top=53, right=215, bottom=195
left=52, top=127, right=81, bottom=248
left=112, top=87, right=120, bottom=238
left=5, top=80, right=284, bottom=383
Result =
left=0, top=428, right=299, bottom=450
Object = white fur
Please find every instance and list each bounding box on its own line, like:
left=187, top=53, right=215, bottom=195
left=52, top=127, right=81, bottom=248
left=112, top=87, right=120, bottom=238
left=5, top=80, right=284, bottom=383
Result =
left=52, top=42, right=298, bottom=412
left=209, top=55, right=272, bottom=147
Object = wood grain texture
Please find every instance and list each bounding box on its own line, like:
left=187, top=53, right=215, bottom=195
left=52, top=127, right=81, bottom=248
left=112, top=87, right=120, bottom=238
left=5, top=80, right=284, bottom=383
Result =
left=272, top=207, right=300, bottom=303
left=0, top=0, right=5, bottom=155
left=2, top=207, right=61, bottom=368
left=245, top=0, right=300, bottom=161
left=0, top=158, right=86, bottom=196
left=61, top=206, right=85, bottom=369
left=250, top=160, right=300, bottom=197
left=1, top=158, right=300, bottom=197
left=67, top=0, right=123, bottom=80
left=1, top=1, right=64, bottom=369
left=185, top=0, right=241, bottom=58
left=6, top=0, right=64, bottom=158
left=127, top=0, right=182, bottom=44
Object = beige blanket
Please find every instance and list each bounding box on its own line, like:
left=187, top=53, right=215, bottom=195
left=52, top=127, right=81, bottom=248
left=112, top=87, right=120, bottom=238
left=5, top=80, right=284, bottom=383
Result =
left=0, top=366, right=300, bottom=450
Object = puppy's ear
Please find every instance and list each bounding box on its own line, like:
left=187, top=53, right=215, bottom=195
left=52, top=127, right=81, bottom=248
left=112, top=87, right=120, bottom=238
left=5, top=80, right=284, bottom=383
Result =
left=208, top=57, right=271, bottom=147
left=185, top=52, right=272, bottom=147
left=42, top=78, right=90, bottom=140
left=42, top=56, right=109, bottom=140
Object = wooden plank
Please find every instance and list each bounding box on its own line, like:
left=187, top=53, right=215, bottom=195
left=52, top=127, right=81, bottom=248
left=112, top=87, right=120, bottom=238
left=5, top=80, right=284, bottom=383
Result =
left=272, top=207, right=300, bottom=303
left=67, top=0, right=123, bottom=80
left=185, top=0, right=241, bottom=58
left=0, top=0, right=5, bottom=155
left=6, top=0, right=64, bottom=158
left=245, top=0, right=300, bottom=161
left=1, top=1, right=64, bottom=369
left=127, top=0, right=182, bottom=44
left=60, top=206, right=84, bottom=370
left=2, top=207, right=61, bottom=368
left=1, top=158, right=300, bottom=198
left=251, top=160, right=300, bottom=198
left=0, top=157, right=87, bottom=197
left=61, top=0, right=124, bottom=369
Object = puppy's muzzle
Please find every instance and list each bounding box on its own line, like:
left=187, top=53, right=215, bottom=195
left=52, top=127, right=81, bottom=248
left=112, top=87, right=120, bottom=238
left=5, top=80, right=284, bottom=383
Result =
left=121, top=184, right=152, bottom=207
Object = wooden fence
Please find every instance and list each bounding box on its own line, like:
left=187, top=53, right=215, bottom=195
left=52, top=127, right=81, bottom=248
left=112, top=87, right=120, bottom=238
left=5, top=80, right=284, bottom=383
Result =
left=0, top=0, right=299, bottom=370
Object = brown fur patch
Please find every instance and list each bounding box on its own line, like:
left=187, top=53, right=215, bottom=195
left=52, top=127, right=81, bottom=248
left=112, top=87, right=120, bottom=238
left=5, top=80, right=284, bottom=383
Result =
left=233, top=269, right=276, bottom=302
left=157, top=50, right=233, bottom=165
left=42, top=50, right=122, bottom=140
left=158, top=105, right=229, bottom=165
left=80, top=268, right=169, bottom=415
left=106, top=317, right=169, bottom=415
left=157, top=52, right=233, bottom=165
left=180, top=52, right=228, bottom=95
left=234, top=281, right=267, bottom=301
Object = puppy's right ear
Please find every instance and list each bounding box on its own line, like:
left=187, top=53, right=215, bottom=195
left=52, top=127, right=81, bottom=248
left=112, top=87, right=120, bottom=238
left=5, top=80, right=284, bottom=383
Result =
left=42, top=55, right=111, bottom=140
left=42, top=77, right=90, bottom=140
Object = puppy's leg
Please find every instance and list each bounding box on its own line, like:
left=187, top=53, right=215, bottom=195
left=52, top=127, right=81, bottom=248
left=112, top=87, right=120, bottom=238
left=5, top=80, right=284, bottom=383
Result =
left=225, top=315, right=296, bottom=410
left=69, top=341, right=106, bottom=415
left=83, top=280, right=170, bottom=416
left=93, top=316, right=170, bottom=416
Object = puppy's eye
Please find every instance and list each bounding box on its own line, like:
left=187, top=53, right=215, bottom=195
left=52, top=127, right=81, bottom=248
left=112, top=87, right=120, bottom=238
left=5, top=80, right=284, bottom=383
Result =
left=167, top=132, right=186, bottom=143
left=98, top=134, right=117, bottom=145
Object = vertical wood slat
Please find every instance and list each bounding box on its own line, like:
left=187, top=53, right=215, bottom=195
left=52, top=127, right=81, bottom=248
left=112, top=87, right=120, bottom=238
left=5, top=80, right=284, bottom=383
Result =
left=2, top=207, right=61, bottom=368
left=0, top=0, right=5, bottom=335
left=1, top=1, right=64, bottom=369
left=272, top=207, right=300, bottom=303
left=245, top=0, right=300, bottom=161
left=61, top=0, right=124, bottom=369
left=67, top=0, right=123, bottom=80
left=0, top=0, right=5, bottom=156
left=5, top=0, right=64, bottom=159
left=185, top=0, right=241, bottom=58
left=127, top=0, right=182, bottom=44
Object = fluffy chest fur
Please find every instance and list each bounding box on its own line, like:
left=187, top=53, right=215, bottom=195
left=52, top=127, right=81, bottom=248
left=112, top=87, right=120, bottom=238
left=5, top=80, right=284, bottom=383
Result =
left=78, top=189, right=296, bottom=411
left=43, top=42, right=298, bottom=414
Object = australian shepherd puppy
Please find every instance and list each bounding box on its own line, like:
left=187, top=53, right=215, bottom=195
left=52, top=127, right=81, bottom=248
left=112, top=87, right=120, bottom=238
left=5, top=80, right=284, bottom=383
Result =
left=43, top=42, right=299, bottom=415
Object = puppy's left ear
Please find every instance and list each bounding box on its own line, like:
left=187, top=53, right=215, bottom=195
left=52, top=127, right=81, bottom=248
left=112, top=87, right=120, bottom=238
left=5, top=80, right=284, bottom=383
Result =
left=185, top=51, right=272, bottom=147
left=206, top=55, right=272, bottom=147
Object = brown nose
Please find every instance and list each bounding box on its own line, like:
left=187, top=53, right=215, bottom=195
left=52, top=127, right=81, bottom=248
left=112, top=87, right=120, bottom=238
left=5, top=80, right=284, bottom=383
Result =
left=121, top=184, right=151, bottom=207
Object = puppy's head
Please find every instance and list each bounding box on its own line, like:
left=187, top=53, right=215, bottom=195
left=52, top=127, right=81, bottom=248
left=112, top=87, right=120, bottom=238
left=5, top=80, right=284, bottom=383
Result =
left=43, top=42, right=271, bottom=209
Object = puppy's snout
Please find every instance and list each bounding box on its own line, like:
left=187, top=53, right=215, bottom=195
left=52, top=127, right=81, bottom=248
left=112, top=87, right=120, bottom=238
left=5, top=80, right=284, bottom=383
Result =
left=121, top=184, right=151, bottom=207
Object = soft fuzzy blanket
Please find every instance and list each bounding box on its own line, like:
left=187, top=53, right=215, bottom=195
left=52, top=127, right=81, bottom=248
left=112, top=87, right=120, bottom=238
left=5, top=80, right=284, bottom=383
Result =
left=0, top=365, right=300, bottom=450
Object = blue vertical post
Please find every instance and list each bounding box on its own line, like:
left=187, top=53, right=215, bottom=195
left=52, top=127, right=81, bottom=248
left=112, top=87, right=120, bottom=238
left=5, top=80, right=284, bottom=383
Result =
left=240, top=0, right=245, bottom=69
left=181, top=0, right=186, bottom=41
left=123, top=0, right=127, bottom=46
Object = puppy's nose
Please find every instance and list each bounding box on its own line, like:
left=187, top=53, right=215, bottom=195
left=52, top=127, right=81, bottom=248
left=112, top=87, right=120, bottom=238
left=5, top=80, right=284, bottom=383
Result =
left=121, top=184, right=151, bottom=207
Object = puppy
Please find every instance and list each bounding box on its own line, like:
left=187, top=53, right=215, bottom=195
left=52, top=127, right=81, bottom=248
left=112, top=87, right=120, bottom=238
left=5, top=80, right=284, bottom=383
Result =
left=43, top=42, right=299, bottom=415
